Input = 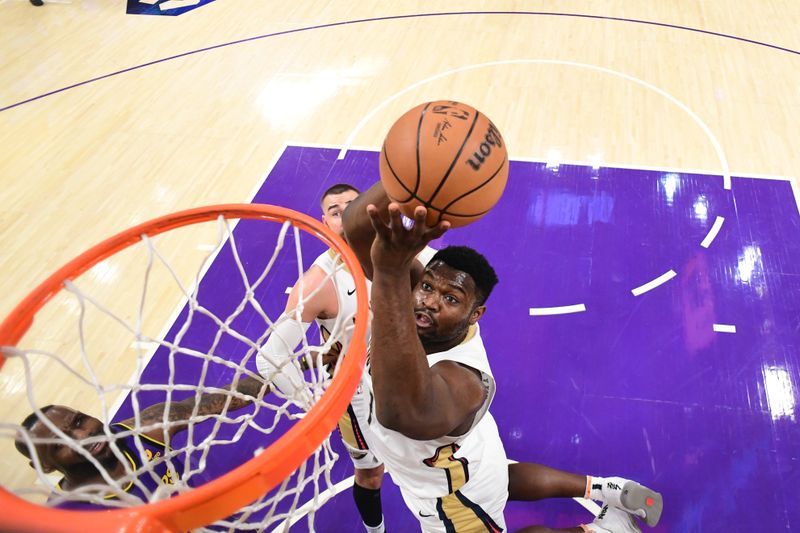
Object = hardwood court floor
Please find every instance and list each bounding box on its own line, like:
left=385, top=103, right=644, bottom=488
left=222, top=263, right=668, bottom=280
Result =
left=1, top=2, right=799, bottom=531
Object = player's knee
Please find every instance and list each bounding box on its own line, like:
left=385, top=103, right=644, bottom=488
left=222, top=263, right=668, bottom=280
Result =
left=354, top=464, right=384, bottom=489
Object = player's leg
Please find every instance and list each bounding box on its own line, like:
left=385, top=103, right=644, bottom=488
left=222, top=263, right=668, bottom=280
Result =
left=508, top=462, right=585, bottom=500
left=508, top=463, right=662, bottom=526
left=338, top=382, right=386, bottom=533
left=353, top=464, right=385, bottom=533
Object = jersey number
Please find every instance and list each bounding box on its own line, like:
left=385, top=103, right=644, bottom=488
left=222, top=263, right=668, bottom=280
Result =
left=423, top=443, right=469, bottom=494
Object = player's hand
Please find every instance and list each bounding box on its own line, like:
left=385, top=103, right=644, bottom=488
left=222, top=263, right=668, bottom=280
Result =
left=302, top=341, right=343, bottom=372
left=320, top=341, right=343, bottom=367
left=367, top=203, right=449, bottom=274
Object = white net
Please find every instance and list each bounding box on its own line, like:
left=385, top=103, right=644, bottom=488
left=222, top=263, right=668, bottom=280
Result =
left=0, top=210, right=365, bottom=532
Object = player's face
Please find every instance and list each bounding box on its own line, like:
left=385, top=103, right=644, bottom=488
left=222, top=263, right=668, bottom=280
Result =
left=413, top=261, right=485, bottom=350
left=28, top=406, right=113, bottom=473
left=321, top=190, right=359, bottom=237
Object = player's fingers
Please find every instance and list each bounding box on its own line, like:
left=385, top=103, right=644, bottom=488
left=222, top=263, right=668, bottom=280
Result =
left=387, top=203, right=405, bottom=233
left=366, top=204, right=391, bottom=239
left=411, top=206, right=428, bottom=236
left=425, top=220, right=451, bottom=241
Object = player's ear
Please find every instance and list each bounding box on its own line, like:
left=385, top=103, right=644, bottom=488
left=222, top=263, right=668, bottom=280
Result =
left=469, top=305, right=485, bottom=324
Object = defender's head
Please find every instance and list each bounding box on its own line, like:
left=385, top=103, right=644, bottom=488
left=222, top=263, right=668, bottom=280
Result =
left=413, top=246, right=498, bottom=350
left=15, top=406, right=112, bottom=475
left=320, top=184, right=360, bottom=237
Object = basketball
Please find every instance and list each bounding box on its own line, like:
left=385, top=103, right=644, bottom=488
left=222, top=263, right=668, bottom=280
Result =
left=379, top=100, right=509, bottom=228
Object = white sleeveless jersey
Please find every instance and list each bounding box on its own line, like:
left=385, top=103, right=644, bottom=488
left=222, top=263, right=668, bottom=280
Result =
left=311, top=249, right=372, bottom=352
left=367, top=323, right=506, bottom=499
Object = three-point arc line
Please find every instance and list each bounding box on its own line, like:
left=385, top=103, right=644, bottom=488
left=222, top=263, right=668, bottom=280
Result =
left=631, top=270, right=677, bottom=296
left=701, top=216, right=725, bottom=248
left=529, top=304, right=587, bottom=316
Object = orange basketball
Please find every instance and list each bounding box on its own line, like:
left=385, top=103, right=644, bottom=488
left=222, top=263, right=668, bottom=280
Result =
left=379, top=100, right=509, bottom=228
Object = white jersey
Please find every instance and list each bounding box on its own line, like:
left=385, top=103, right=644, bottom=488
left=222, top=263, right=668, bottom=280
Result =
left=311, top=245, right=437, bottom=469
left=311, top=250, right=379, bottom=467
left=367, top=323, right=506, bottom=499
left=311, top=249, right=372, bottom=352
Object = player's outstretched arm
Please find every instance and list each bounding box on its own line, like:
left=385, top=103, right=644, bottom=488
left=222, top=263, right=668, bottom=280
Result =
left=343, top=181, right=429, bottom=285
left=367, top=203, right=485, bottom=439
left=129, top=375, right=269, bottom=440
left=254, top=265, right=337, bottom=407
left=342, top=182, right=391, bottom=280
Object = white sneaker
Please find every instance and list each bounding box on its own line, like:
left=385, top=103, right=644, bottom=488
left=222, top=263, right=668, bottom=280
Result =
left=604, top=480, right=663, bottom=526
left=585, top=505, right=641, bottom=533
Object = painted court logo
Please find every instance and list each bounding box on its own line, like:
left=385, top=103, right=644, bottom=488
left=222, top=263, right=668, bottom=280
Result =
left=126, top=0, right=216, bottom=16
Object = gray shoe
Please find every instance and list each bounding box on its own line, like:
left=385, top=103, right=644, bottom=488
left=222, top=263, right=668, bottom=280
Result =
left=619, top=481, right=663, bottom=527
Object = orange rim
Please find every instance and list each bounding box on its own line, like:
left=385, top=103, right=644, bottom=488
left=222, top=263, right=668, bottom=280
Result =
left=0, top=204, right=369, bottom=533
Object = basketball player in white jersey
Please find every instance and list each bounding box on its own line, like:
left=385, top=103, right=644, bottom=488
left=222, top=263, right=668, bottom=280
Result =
left=255, top=184, right=387, bottom=533
left=342, top=182, right=662, bottom=533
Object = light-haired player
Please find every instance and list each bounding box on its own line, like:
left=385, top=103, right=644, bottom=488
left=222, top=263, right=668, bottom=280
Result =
left=255, top=183, right=388, bottom=533
left=342, top=182, right=662, bottom=533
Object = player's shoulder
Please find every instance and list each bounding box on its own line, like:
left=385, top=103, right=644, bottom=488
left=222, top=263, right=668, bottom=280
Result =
left=310, top=249, right=339, bottom=273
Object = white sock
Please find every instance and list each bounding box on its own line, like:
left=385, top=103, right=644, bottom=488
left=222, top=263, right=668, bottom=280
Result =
left=364, top=518, right=385, bottom=533
left=586, top=475, right=628, bottom=503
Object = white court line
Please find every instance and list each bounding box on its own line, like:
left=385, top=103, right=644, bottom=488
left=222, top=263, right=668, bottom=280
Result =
left=700, top=216, right=725, bottom=248
left=130, top=341, right=159, bottom=350
left=631, top=270, right=677, bottom=296
left=285, top=140, right=378, bottom=154
left=108, top=145, right=291, bottom=420
left=285, top=286, right=292, bottom=295
left=275, top=474, right=357, bottom=530
left=507, top=154, right=794, bottom=183
left=337, top=59, right=732, bottom=191
left=792, top=178, right=800, bottom=217
left=713, top=323, right=737, bottom=333
left=529, top=304, right=587, bottom=316
left=294, top=139, right=794, bottom=184
left=574, top=496, right=603, bottom=516
left=109, top=229, right=240, bottom=419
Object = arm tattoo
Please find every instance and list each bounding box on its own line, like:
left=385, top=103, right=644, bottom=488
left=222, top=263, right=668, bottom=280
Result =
left=134, top=376, right=270, bottom=438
